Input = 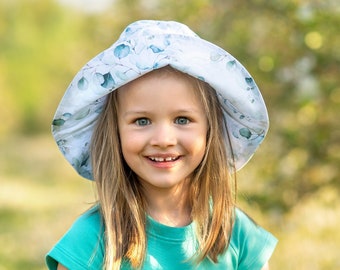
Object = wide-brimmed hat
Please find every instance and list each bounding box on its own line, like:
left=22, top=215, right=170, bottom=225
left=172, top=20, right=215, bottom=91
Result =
left=52, top=20, right=269, bottom=180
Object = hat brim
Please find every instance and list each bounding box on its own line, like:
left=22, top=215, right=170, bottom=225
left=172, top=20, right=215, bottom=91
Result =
left=52, top=20, right=269, bottom=180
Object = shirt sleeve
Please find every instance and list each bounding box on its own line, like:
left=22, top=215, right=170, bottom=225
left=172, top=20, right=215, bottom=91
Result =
left=46, top=207, right=105, bottom=270
left=232, top=208, right=278, bottom=270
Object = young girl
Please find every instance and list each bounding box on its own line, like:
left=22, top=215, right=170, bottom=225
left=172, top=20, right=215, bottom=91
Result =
left=47, top=20, right=277, bottom=269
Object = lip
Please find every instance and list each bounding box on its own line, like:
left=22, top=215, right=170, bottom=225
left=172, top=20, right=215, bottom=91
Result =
left=145, top=154, right=182, bottom=168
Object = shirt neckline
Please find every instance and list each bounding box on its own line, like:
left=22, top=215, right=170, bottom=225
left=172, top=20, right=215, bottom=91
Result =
left=146, top=215, right=195, bottom=241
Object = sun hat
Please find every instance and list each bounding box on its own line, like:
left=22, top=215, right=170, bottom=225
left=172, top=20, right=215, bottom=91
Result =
left=52, top=20, right=269, bottom=180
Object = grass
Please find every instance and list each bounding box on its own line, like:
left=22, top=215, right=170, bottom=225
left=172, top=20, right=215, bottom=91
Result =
left=0, top=135, right=94, bottom=270
left=1, top=135, right=340, bottom=269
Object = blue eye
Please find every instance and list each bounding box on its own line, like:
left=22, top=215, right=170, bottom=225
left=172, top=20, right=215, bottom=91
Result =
left=135, top=118, right=150, bottom=126
left=175, top=117, right=190, bottom=125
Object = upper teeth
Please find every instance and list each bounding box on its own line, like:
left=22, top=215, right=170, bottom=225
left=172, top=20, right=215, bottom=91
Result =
left=150, top=157, right=177, bottom=162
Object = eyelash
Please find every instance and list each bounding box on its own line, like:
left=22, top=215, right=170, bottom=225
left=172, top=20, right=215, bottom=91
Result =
left=135, top=118, right=151, bottom=126
left=175, top=117, right=190, bottom=125
left=134, top=117, right=191, bottom=126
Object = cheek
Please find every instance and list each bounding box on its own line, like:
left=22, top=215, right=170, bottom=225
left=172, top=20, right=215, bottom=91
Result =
left=197, top=137, right=208, bottom=159
left=118, top=127, right=131, bottom=155
left=184, top=132, right=207, bottom=157
left=119, top=137, right=136, bottom=170
left=197, top=128, right=208, bottom=160
left=119, top=130, right=144, bottom=158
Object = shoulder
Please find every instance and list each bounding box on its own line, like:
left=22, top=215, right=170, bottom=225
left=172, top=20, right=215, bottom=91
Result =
left=46, top=206, right=105, bottom=270
left=70, top=206, right=103, bottom=235
left=228, top=208, right=277, bottom=269
left=57, top=205, right=104, bottom=245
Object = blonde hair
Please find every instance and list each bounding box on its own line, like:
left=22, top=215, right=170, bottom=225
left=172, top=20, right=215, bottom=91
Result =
left=91, top=66, right=236, bottom=269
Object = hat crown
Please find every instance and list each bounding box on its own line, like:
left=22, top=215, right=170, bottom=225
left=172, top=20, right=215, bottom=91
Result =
left=119, top=20, right=199, bottom=42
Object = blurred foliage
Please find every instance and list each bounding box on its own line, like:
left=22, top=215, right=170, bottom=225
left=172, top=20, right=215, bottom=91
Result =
left=1, top=0, right=338, bottom=211
left=1, top=0, right=339, bottom=269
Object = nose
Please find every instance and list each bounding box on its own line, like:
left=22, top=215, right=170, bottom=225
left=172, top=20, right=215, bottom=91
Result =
left=150, top=123, right=177, bottom=148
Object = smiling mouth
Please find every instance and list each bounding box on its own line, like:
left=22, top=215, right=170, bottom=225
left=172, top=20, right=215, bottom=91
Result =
left=148, top=156, right=180, bottom=162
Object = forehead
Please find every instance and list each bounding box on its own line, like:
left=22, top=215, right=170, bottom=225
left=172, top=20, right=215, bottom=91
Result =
left=117, top=68, right=203, bottom=106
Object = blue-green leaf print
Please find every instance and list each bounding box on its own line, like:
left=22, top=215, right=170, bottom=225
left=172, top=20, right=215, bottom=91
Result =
left=95, top=106, right=104, bottom=114
left=62, top=113, right=72, bottom=120
left=153, top=62, right=161, bottom=69
left=56, top=139, right=68, bottom=154
left=239, top=128, right=252, bottom=139
left=74, top=108, right=90, bottom=120
left=149, top=45, right=164, bottom=53
left=197, top=76, right=205, bottom=81
left=79, top=153, right=89, bottom=167
left=95, top=73, right=104, bottom=85
left=210, top=52, right=223, bottom=61
left=124, top=27, right=132, bottom=35
left=56, top=139, right=66, bottom=147
left=245, top=77, right=255, bottom=89
left=52, top=118, right=65, bottom=126
left=114, top=44, right=130, bottom=59
left=77, top=77, right=88, bottom=90
left=115, top=70, right=129, bottom=81
left=101, top=73, right=115, bottom=89
left=226, top=60, right=236, bottom=69
left=163, top=37, right=171, bottom=46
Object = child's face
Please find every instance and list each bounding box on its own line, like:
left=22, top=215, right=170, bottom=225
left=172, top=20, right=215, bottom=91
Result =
left=117, top=71, right=208, bottom=193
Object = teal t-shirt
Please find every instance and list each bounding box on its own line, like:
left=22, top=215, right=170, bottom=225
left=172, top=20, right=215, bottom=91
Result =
left=46, top=207, right=277, bottom=269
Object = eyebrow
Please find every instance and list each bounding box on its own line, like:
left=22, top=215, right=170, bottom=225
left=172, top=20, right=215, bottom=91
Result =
left=122, top=109, right=201, bottom=117
left=121, top=111, right=146, bottom=118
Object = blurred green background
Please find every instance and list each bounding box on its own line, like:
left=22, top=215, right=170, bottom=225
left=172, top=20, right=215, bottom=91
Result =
left=1, top=0, right=339, bottom=269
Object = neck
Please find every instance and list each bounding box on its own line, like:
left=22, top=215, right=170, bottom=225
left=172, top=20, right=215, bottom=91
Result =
left=143, top=180, right=192, bottom=227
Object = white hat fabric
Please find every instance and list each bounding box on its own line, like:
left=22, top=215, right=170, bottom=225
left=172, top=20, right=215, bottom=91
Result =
left=52, top=20, right=269, bottom=180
